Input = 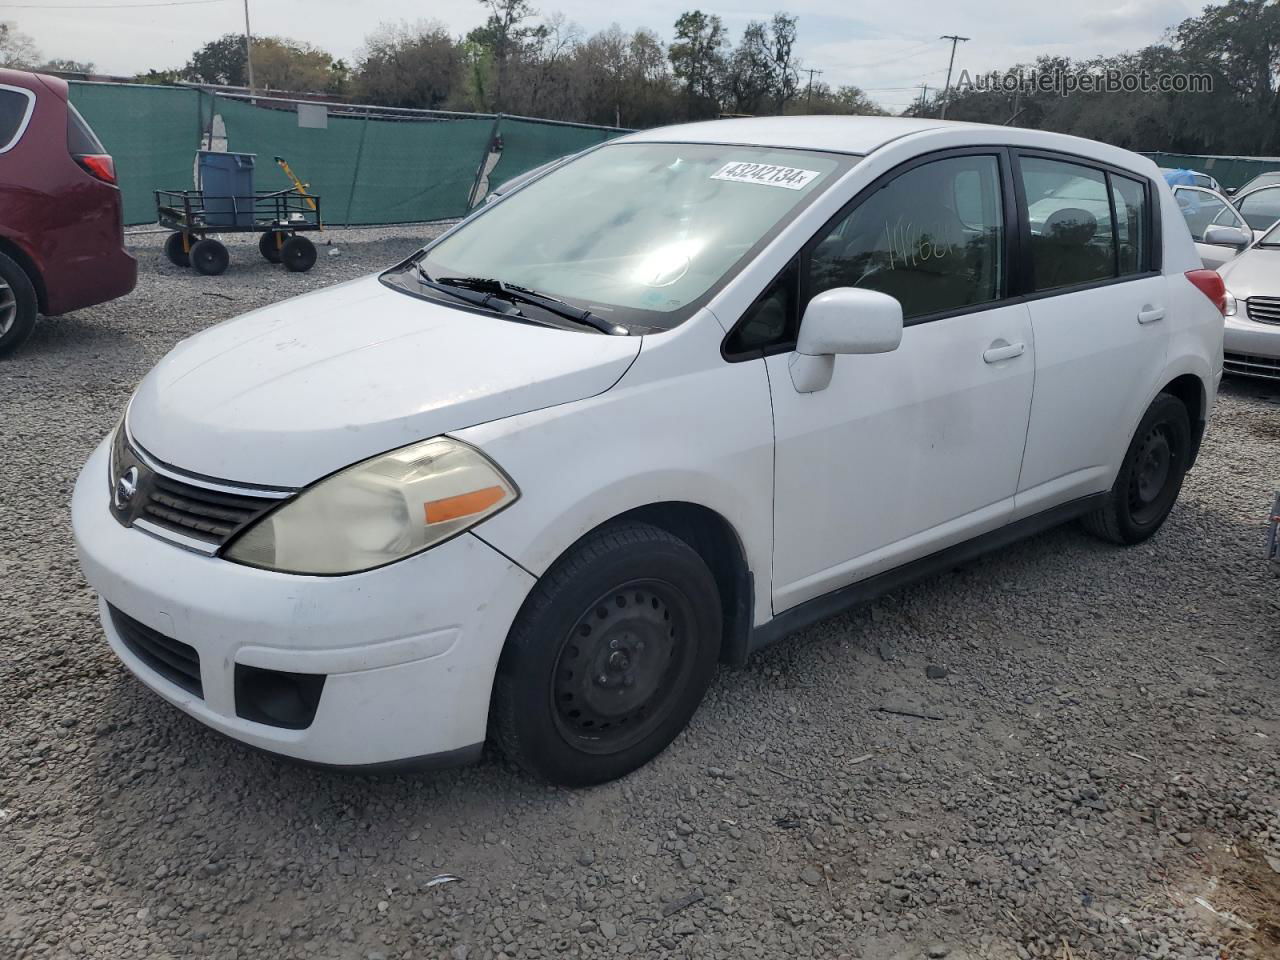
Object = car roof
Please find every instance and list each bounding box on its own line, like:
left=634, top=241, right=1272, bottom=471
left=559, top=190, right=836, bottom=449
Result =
left=619, top=115, right=951, bottom=155
left=616, top=115, right=1158, bottom=175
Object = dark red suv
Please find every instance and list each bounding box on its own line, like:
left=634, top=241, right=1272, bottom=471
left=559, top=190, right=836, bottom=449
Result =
left=0, top=68, right=136, bottom=356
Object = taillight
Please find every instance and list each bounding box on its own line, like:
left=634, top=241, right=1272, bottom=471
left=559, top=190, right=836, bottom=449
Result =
left=1185, top=269, right=1227, bottom=315
left=74, top=154, right=116, bottom=185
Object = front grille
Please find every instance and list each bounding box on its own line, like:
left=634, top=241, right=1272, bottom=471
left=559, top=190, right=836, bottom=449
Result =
left=1246, top=297, right=1280, bottom=326
left=1224, top=352, right=1280, bottom=380
left=108, top=605, right=203, bottom=697
left=140, top=473, right=277, bottom=545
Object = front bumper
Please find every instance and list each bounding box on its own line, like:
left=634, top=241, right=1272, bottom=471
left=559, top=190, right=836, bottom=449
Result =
left=72, top=438, right=536, bottom=767
left=1224, top=314, right=1280, bottom=379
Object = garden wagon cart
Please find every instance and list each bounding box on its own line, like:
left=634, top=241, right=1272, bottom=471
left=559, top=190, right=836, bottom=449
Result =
left=154, top=187, right=324, bottom=276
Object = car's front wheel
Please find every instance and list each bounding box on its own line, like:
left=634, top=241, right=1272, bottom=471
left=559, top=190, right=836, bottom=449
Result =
left=0, top=251, right=38, bottom=358
left=492, top=522, right=721, bottom=786
left=1081, top=392, right=1191, bottom=544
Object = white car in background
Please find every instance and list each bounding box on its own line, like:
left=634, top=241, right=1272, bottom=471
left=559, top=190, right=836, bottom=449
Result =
left=1219, top=220, right=1280, bottom=380
left=73, top=117, right=1224, bottom=785
left=1171, top=185, right=1253, bottom=269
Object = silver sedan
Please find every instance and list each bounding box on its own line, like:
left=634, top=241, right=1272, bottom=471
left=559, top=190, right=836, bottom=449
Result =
left=1220, top=222, right=1280, bottom=380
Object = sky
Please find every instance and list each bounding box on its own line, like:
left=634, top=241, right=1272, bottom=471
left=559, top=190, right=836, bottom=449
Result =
left=7, top=0, right=1205, bottom=113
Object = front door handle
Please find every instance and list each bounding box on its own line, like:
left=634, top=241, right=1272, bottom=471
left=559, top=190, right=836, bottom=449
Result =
left=1138, top=305, right=1166, bottom=324
left=983, top=341, right=1026, bottom=364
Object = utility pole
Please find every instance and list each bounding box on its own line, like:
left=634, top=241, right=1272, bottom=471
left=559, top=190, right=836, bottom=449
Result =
left=916, top=83, right=930, bottom=116
left=242, top=0, right=256, bottom=101
left=938, top=34, right=969, bottom=120
left=804, top=67, right=824, bottom=108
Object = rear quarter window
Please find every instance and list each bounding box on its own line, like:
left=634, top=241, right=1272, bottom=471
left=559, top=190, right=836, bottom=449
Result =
left=0, top=86, right=35, bottom=153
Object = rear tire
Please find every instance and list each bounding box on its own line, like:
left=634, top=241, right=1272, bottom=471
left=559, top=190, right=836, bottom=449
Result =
left=492, top=522, right=721, bottom=786
left=1081, top=393, right=1191, bottom=545
left=164, top=232, right=190, bottom=267
left=0, top=252, right=38, bottom=358
left=189, top=239, right=229, bottom=276
left=280, top=236, right=316, bottom=273
left=258, top=231, right=283, bottom=263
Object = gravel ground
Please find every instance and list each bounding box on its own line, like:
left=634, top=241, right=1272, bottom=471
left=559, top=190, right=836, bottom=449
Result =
left=2, top=230, right=1278, bottom=960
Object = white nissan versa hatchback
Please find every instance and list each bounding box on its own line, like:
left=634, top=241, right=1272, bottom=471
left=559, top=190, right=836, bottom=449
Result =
left=73, top=117, right=1225, bottom=785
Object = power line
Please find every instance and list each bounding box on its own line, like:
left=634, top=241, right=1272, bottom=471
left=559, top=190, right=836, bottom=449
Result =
left=2, top=0, right=229, bottom=8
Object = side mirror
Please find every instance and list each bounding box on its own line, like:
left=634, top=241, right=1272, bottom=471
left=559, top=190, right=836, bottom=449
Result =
left=1203, top=224, right=1251, bottom=249
left=790, top=288, right=904, bottom=393
left=1225, top=186, right=1237, bottom=196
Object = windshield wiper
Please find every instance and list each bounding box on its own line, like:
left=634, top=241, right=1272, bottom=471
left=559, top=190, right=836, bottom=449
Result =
left=436, top=276, right=629, bottom=336
left=414, top=264, right=524, bottom=317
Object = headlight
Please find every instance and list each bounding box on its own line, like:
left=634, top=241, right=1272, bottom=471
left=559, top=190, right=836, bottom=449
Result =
left=224, top=437, right=518, bottom=575
left=1224, top=290, right=1237, bottom=317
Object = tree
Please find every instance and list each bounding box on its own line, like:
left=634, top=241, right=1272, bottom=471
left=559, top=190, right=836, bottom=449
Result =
left=0, top=22, right=39, bottom=68
left=788, top=82, right=886, bottom=116
left=669, top=10, right=727, bottom=118
left=354, top=22, right=463, bottom=108
left=183, top=33, right=340, bottom=92
left=184, top=34, right=249, bottom=86
left=468, top=0, right=543, bottom=110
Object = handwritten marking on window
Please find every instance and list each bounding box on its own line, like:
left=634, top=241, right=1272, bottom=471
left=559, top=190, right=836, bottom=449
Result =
left=885, top=216, right=956, bottom=269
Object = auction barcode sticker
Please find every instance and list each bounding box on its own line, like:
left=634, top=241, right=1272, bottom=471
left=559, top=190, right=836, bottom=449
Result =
left=711, top=161, right=821, bottom=190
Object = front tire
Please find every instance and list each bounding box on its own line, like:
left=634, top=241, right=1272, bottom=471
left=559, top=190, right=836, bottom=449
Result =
left=190, top=238, right=229, bottom=276
left=0, top=251, right=38, bottom=358
left=1081, top=393, right=1191, bottom=545
left=280, top=235, right=316, bottom=272
left=492, top=522, right=721, bottom=786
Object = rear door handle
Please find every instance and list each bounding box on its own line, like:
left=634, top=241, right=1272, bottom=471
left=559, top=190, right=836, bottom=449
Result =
left=1138, top=305, right=1166, bottom=324
left=983, top=341, right=1026, bottom=364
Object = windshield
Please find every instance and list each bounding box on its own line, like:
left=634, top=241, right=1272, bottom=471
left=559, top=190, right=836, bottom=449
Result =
left=1261, top=222, right=1280, bottom=246
left=416, top=141, right=852, bottom=329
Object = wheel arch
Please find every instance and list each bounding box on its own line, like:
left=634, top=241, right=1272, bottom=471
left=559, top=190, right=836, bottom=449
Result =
left=496, top=500, right=757, bottom=671
left=0, top=233, right=47, bottom=313
left=1157, top=371, right=1208, bottom=468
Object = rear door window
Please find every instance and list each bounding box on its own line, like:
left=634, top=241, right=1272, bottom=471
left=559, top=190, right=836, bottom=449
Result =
left=0, top=86, right=35, bottom=153
left=1021, top=157, right=1117, bottom=291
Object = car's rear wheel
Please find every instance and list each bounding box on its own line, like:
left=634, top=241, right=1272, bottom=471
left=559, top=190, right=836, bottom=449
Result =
left=190, top=239, right=230, bottom=276
left=280, top=236, right=317, bottom=273
left=164, top=231, right=191, bottom=267
left=0, top=252, right=38, bottom=358
left=1081, top=393, right=1191, bottom=544
left=492, top=522, right=721, bottom=786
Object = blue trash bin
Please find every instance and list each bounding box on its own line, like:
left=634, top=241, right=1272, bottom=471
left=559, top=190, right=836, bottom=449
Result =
left=198, top=151, right=256, bottom=227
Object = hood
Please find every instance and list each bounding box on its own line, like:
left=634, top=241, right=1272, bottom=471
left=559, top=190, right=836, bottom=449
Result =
left=1218, top=245, right=1280, bottom=300
left=128, top=275, right=641, bottom=487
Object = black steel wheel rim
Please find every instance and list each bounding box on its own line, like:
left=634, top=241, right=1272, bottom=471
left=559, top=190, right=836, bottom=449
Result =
left=551, top=578, right=697, bottom=754
left=1128, top=422, right=1177, bottom=525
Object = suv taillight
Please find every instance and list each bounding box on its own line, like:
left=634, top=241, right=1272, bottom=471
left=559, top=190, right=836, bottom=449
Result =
left=74, top=153, right=116, bottom=185
left=1185, top=269, right=1227, bottom=315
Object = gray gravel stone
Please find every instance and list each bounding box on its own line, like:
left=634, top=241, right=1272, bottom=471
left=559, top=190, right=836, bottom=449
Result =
left=1, top=228, right=1277, bottom=960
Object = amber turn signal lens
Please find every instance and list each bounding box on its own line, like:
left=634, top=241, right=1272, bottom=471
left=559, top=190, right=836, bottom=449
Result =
left=424, top=485, right=506, bottom=525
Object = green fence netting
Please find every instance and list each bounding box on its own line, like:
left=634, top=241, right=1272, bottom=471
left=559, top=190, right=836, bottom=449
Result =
left=64, top=81, right=627, bottom=227
left=68, top=82, right=203, bottom=226
left=1144, top=152, right=1280, bottom=191
left=217, top=97, right=496, bottom=224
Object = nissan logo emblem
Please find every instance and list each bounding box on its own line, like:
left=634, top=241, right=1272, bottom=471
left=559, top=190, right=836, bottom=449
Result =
left=114, top=466, right=139, bottom=508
